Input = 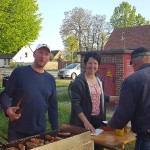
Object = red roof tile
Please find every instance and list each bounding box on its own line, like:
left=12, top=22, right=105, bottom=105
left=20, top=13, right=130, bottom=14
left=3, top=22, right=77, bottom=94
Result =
left=104, top=25, right=150, bottom=50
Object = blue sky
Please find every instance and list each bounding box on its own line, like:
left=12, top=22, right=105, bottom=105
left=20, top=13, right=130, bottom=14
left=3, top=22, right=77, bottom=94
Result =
left=31, top=0, right=150, bottom=51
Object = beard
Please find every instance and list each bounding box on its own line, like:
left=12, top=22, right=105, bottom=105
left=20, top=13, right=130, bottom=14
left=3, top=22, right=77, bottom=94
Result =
left=35, top=60, right=47, bottom=68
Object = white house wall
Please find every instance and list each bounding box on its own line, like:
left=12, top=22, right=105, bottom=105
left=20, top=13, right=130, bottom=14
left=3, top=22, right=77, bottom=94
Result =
left=0, top=59, right=4, bottom=67
left=12, top=46, right=34, bottom=63
left=0, top=59, right=10, bottom=67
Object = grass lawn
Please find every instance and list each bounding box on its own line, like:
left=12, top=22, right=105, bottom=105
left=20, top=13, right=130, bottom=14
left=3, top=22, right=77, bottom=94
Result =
left=0, top=80, right=135, bottom=149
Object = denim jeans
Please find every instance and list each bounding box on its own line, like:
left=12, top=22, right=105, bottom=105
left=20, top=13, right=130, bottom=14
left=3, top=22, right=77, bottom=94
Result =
left=135, top=138, right=150, bottom=150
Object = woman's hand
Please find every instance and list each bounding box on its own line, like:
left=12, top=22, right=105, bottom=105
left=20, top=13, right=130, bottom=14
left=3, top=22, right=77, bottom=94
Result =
left=6, top=107, right=21, bottom=122
left=83, top=120, right=96, bottom=134
left=78, top=112, right=96, bottom=133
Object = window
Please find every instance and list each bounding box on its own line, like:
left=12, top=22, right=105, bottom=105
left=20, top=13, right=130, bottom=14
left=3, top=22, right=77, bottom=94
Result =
left=25, top=52, right=28, bottom=57
left=4, top=59, right=6, bottom=65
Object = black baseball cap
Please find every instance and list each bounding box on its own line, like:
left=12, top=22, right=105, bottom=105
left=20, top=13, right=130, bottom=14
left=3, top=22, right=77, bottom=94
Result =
left=131, top=47, right=150, bottom=58
left=130, top=47, right=150, bottom=65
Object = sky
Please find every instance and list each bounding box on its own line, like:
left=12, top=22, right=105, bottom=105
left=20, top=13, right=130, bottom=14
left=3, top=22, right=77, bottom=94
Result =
left=31, top=0, right=150, bottom=51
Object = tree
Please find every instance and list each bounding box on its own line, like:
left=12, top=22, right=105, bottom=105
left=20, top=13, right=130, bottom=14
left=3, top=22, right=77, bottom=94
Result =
left=110, top=1, right=150, bottom=29
left=78, top=14, right=112, bottom=51
left=65, top=36, right=78, bottom=62
left=60, top=7, right=111, bottom=51
left=0, top=0, right=42, bottom=54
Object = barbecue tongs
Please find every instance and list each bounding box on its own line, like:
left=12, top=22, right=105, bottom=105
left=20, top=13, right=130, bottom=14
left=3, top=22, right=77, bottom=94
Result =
left=14, top=96, right=25, bottom=114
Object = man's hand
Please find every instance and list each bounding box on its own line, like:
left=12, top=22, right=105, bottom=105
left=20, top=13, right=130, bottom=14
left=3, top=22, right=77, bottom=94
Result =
left=103, top=125, right=114, bottom=131
left=109, top=96, right=119, bottom=104
left=6, top=107, right=21, bottom=122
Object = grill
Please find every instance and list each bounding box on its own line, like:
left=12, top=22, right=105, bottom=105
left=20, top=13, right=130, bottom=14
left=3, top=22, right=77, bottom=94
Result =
left=0, top=124, right=88, bottom=150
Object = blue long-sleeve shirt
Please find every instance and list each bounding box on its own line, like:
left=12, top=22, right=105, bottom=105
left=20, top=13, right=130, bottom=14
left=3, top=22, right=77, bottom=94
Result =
left=0, top=65, right=58, bottom=134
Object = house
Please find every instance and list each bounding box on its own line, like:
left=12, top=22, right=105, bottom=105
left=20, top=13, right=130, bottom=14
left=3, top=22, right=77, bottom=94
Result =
left=51, top=50, right=64, bottom=60
left=79, top=25, right=150, bottom=96
left=42, top=50, right=64, bottom=70
left=0, top=52, right=16, bottom=68
left=12, top=46, right=34, bottom=63
left=0, top=46, right=34, bottom=67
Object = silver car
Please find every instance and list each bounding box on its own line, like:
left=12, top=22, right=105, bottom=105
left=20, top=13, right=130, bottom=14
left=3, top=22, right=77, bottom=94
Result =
left=57, top=63, right=80, bottom=80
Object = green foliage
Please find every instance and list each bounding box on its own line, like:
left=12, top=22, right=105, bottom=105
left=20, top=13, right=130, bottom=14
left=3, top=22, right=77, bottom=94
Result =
left=65, top=36, right=79, bottom=62
left=110, top=1, right=150, bottom=29
left=9, top=61, right=24, bottom=68
left=0, top=0, right=43, bottom=54
left=17, top=63, right=24, bottom=67
left=9, top=61, right=16, bottom=68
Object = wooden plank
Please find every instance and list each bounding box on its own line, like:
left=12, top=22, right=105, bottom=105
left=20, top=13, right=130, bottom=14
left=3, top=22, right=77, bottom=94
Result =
left=70, top=140, right=94, bottom=150
left=33, top=131, right=91, bottom=150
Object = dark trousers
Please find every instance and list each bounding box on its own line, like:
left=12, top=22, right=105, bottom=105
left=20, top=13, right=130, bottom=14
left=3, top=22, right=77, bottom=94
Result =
left=90, top=115, right=102, bottom=129
left=135, top=138, right=150, bottom=150
left=94, top=143, right=104, bottom=150
left=90, top=115, right=104, bottom=150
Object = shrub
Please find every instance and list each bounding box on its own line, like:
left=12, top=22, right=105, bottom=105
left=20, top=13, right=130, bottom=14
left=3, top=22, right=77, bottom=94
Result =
left=9, top=61, right=16, bottom=68
left=17, top=63, right=24, bottom=67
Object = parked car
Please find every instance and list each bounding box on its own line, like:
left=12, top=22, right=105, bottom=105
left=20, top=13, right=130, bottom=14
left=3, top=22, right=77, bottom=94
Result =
left=57, top=63, right=80, bottom=80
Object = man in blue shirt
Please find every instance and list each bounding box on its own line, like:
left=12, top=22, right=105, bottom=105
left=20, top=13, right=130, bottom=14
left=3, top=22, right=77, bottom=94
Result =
left=0, top=44, right=58, bottom=141
left=108, top=47, right=150, bottom=150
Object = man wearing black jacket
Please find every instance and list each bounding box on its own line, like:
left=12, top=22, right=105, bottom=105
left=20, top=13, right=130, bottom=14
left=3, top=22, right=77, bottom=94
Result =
left=108, top=47, right=150, bottom=150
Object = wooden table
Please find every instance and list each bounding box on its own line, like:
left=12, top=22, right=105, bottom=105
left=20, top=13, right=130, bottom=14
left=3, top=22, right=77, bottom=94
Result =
left=91, top=130, right=136, bottom=150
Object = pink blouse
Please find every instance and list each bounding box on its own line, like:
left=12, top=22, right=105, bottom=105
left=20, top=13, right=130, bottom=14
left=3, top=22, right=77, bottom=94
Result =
left=89, top=83, right=102, bottom=116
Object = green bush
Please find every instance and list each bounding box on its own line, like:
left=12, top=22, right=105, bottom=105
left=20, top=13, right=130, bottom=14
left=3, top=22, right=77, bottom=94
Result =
left=17, top=63, right=24, bottom=67
left=9, top=61, right=16, bottom=68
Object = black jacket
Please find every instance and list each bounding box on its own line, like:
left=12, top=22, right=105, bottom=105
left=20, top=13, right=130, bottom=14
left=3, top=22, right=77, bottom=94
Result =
left=69, top=73, right=109, bottom=127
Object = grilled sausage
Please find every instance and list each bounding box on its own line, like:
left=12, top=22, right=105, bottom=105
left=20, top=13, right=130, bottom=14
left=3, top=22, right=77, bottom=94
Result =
left=30, top=137, right=44, bottom=145
left=57, top=132, right=71, bottom=137
left=25, top=141, right=38, bottom=149
left=5, top=147, right=19, bottom=150
left=18, top=143, right=25, bottom=150
left=44, top=135, right=55, bottom=141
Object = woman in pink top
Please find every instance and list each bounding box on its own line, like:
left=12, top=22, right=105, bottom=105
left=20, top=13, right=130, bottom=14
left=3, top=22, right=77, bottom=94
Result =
left=69, top=51, right=118, bottom=132
left=69, top=51, right=118, bottom=150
